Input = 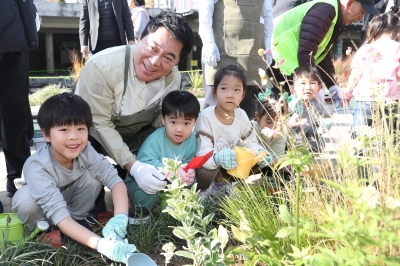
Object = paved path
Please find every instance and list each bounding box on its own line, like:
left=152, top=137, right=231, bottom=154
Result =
left=0, top=101, right=355, bottom=213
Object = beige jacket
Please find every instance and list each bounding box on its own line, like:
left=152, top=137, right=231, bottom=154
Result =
left=75, top=45, right=180, bottom=167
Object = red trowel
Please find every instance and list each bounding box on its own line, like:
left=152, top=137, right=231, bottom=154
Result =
left=183, top=150, right=214, bottom=172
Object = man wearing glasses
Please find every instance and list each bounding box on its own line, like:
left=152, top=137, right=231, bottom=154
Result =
left=75, top=11, right=193, bottom=220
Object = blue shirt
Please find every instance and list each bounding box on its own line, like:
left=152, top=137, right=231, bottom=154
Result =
left=137, top=127, right=198, bottom=170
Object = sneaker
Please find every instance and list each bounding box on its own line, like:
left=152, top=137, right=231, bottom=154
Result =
left=128, top=207, right=151, bottom=225
left=6, top=178, right=17, bottom=198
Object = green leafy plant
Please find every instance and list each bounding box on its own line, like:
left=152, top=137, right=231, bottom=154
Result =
left=224, top=211, right=289, bottom=265
left=286, top=181, right=400, bottom=266
left=275, top=146, right=315, bottom=248
left=186, top=70, right=204, bottom=90
left=161, top=157, right=227, bottom=266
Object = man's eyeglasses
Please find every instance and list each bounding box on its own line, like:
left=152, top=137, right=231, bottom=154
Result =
left=146, top=41, right=179, bottom=66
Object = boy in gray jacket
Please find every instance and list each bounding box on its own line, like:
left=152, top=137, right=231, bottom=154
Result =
left=11, top=93, right=135, bottom=263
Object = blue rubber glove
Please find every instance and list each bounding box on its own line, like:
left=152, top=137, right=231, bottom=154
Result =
left=257, top=150, right=272, bottom=169
left=102, top=213, right=128, bottom=240
left=324, top=121, right=332, bottom=131
left=258, top=156, right=272, bottom=169
left=318, top=120, right=332, bottom=134
left=292, top=99, right=304, bottom=116
left=96, top=237, right=136, bottom=263
left=214, top=148, right=237, bottom=170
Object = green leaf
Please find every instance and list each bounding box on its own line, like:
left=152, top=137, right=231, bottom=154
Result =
left=258, top=254, right=274, bottom=263
left=277, top=159, right=293, bottom=170
left=172, top=227, right=187, bottom=240
left=185, top=227, right=200, bottom=240
left=230, top=248, right=255, bottom=260
left=315, top=247, right=341, bottom=262
left=231, top=225, right=250, bottom=243
left=201, top=213, right=215, bottom=227
left=175, top=250, right=194, bottom=260
left=279, top=204, right=292, bottom=224
left=275, top=227, right=291, bottom=238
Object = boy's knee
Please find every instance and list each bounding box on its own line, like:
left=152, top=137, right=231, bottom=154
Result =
left=11, top=186, right=44, bottom=230
left=134, top=191, right=158, bottom=209
left=125, top=175, right=158, bottom=209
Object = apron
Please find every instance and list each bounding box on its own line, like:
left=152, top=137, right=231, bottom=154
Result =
left=89, top=45, right=161, bottom=160
left=90, top=100, right=161, bottom=159
left=205, top=0, right=265, bottom=86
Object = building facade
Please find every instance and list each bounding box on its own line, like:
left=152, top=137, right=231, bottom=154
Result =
left=30, top=0, right=362, bottom=76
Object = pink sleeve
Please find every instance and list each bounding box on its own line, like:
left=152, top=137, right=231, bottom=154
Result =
left=350, top=46, right=366, bottom=70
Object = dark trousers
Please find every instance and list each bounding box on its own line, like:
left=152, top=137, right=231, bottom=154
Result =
left=0, top=51, right=31, bottom=180
left=92, top=39, right=123, bottom=54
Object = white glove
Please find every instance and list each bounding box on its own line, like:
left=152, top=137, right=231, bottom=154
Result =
left=81, top=46, right=89, bottom=57
left=202, top=42, right=220, bottom=67
left=130, top=161, right=167, bottom=194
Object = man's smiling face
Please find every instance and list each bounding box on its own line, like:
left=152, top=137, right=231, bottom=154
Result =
left=133, top=27, right=183, bottom=83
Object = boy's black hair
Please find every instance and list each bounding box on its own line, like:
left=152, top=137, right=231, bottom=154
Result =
left=141, top=10, right=194, bottom=63
left=134, top=0, right=145, bottom=6
left=293, top=65, right=322, bottom=85
left=38, top=93, right=93, bottom=137
left=161, top=90, right=200, bottom=120
left=212, top=65, right=247, bottom=93
left=255, top=100, right=278, bottom=120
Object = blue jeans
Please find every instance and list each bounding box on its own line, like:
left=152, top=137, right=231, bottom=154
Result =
left=352, top=101, right=398, bottom=138
left=352, top=101, right=373, bottom=138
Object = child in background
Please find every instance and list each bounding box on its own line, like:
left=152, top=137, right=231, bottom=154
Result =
left=125, top=91, right=200, bottom=221
left=252, top=98, right=286, bottom=163
left=195, top=65, right=271, bottom=190
left=11, top=93, right=135, bottom=264
left=343, top=9, right=400, bottom=138
left=288, top=66, right=332, bottom=152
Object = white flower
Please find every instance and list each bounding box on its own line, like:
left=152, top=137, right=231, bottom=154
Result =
left=347, top=140, right=362, bottom=155
left=355, top=125, right=375, bottom=138
left=217, top=225, right=229, bottom=251
left=358, top=186, right=380, bottom=209
left=385, top=196, right=400, bottom=210
left=161, top=242, right=176, bottom=265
